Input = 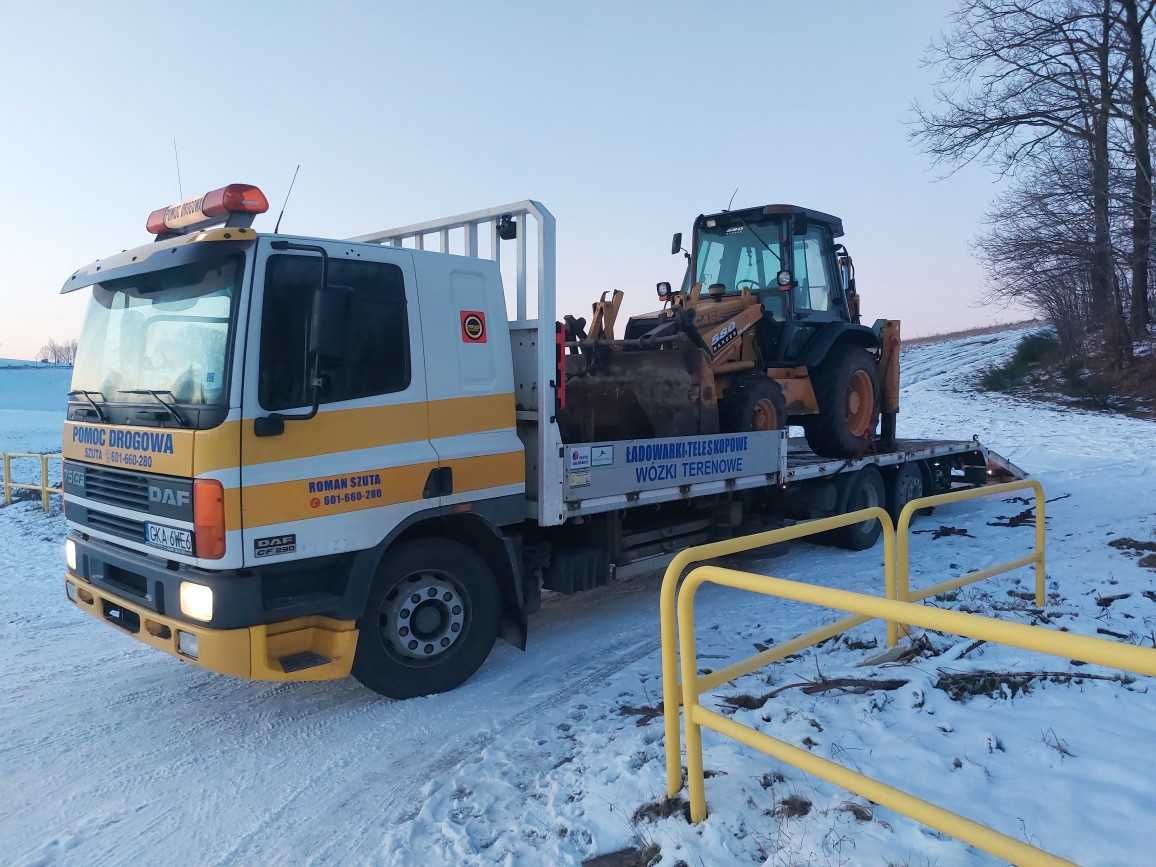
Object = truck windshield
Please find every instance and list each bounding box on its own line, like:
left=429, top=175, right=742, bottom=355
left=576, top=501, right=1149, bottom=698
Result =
left=71, top=255, right=241, bottom=409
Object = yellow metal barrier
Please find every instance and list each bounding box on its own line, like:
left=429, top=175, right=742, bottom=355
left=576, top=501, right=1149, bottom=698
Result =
left=675, top=566, right=1156, bottom=865
left=660, top=506, right=896, bottom=798
left=1, top=452, right=62, bottom=511
left=895, top=479, right=1046, bottom=639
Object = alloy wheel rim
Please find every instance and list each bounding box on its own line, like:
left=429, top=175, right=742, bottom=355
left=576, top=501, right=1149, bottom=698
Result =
left=381, top=571, right=467, bottom=661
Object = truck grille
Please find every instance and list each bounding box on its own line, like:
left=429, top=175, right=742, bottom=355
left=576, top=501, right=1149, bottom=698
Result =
left=81, top=465, right=150, bottom=511
left=84, top=509, right=146, bottom=541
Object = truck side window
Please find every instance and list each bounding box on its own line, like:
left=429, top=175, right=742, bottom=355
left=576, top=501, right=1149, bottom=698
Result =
left=259, top=254, right=410, bottom=411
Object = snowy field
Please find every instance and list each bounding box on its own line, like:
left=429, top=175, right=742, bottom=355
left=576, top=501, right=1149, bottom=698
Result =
left=3, top=329, right=1156, bottom=866
left=0, top=360, right=69, bottom=491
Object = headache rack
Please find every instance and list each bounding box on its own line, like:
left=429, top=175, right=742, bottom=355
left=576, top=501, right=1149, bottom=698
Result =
left=350, top=202, right=566, bottom=525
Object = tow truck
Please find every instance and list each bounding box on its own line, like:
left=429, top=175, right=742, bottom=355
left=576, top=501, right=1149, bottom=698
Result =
left=60, top=186, right=1023, bottom=698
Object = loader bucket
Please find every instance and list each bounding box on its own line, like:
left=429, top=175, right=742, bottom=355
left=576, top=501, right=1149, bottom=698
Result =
left=558, top=341, right=719, bottom=443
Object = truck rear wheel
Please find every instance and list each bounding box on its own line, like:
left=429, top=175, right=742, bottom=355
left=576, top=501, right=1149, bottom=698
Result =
left=830, top=465, right=886, bottom=550
left=353, top=539, right=500, bottom=699
left=721, top=375, right=787, bottom=433
left=804, top=345, right=880, bottom=458
left=887, top=461, right=925, bottom=522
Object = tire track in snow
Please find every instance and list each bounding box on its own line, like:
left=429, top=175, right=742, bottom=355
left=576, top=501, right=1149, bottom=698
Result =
left=210, top=631, right=660, bottom=866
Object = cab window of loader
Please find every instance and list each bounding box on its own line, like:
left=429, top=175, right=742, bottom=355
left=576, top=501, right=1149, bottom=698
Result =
left=734, top=246, right=786, bottom=317
left=695, top=223, right=783, bottom=296
left=695, top=240, right=725, bottom=287
left=791, top=227, right=835, bottom=313
left=259, top=254, right=410, bottom=411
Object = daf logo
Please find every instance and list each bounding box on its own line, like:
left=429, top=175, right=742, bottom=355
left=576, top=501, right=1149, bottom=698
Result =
left=148, top=486, right=191, bottom=508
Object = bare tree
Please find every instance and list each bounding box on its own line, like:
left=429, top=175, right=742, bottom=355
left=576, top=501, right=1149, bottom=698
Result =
left=37, top=338, right=78, bottom=364
left=1121, top=0, right=1154, bottom=335
left=915, top=0, right=1137, bottom=364
left=59, top=339, right=78, bottom=365
left=977, top=144, right=1097, bottom=352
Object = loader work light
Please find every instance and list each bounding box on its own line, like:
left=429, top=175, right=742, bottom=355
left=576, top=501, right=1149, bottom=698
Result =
left=146, top=183, right=269, bottom=236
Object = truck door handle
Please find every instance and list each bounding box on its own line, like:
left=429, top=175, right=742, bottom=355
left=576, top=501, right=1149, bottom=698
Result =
left=423, top=467, right=453, bottom=498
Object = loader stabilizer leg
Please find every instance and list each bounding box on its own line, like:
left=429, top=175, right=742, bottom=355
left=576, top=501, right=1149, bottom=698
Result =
left=880, top=412, right=897, bottom=451
left=877, top=320, right=901, bottom=451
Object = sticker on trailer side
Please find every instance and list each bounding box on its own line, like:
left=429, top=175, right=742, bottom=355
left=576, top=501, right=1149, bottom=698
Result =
left=564, top=430, right=785, bottom=501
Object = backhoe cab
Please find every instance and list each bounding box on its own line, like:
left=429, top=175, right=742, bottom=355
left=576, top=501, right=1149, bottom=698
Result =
left=558, top=204, right=900, bottom=458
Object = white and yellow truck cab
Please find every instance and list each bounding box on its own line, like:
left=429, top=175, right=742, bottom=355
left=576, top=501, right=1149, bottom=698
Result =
left=61, top=185, right=1019, bottom=697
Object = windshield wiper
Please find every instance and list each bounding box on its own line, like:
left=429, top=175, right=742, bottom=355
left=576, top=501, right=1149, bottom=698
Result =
left=118, top=389, right=188, bottom=426
left=68, top=389, right=107, bottom=422
left=729, top=212, right=782, bottom=266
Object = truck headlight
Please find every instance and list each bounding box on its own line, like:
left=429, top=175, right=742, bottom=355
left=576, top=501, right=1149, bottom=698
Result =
left=65, top=539, right=77, bottom=572
left=179, top=581, right=213, bottom=622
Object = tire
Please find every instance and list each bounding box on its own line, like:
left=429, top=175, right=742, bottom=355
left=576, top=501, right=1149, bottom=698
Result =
left=887, top=461, right=925, bottom=523
left=352, top=538, right=500, bottom=699
left=830, top=465, right=886, bottom=550
left=803, top=345, right=881, bottom=458
left=720, top=375, right=787, bottom=433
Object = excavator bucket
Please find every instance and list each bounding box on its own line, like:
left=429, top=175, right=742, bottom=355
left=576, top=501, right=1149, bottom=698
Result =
left=558, top=340, right=719, bottom=443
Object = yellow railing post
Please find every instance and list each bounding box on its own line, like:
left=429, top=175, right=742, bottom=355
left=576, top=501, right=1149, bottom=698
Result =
left=894, top=480, right=1047, bottom=626
left=660, top=507, right=895, bottom=798
left=40, top=454, right=50, bottom=512
left=673, top=564, right=1156, bottom=864
left=0, top=453, right=63, bottom=512
left=676, top=575, right=707, bottom=822
left=1034, top=490, right=1047, bottom=607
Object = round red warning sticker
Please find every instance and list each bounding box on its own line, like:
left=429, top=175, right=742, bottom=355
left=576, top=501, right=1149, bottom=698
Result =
left=460, top=310, right=487, bottom=343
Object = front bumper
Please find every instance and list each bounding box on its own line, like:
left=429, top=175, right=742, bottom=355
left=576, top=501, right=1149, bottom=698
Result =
left=65, top=574, right=357, bottom=681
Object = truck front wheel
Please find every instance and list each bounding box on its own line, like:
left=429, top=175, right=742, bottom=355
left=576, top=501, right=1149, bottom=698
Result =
left=353, top=539, right=500, bottom=699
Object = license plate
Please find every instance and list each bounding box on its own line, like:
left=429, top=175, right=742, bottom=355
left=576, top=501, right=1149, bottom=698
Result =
left=145, top=522, right=193, bottom=555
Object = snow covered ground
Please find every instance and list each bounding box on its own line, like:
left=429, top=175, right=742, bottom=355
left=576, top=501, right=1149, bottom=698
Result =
left=3, top=329, right=1156, bottom=866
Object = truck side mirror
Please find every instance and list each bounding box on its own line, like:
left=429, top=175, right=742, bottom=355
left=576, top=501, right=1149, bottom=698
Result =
left=671, top=232, right=682, bottom=255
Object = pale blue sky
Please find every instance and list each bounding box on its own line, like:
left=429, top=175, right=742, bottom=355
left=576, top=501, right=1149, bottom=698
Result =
left=0, top=1, right=1016, bottom=360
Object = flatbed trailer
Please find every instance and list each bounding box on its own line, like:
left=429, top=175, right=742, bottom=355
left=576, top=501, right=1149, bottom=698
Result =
left=60, top=192, right=1024, bottom=698
left=358, top=202, right=1023, bottom=589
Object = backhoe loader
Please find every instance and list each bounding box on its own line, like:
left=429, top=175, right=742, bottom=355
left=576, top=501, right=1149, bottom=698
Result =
left=559, top=203, right=900, bottom=458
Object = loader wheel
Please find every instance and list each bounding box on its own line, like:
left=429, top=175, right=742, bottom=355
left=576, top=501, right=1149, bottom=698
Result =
left=803, top=345, right=880, bottom=458
left=830, top=465, right=886, bottom=550
left=720, top=376, right=787, bottom=433
left=353, top=539, right=500, bottom=699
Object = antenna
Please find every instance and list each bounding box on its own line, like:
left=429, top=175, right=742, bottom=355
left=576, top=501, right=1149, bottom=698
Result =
left=172, top=138, right=184, bottom=199
left=726, top=186, right=739, bottom=211
left=274, top=164, right=301, bottom=234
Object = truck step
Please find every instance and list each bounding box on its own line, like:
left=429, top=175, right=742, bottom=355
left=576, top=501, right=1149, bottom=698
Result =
left=279, top=651, right=332, bottom=673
